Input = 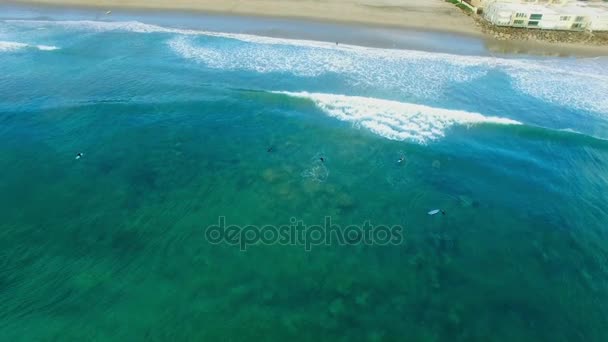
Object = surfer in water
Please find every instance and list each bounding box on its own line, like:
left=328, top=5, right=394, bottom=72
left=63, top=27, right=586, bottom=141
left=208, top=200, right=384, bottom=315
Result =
left=428, top=209, right=446, bottom=216
left=267, top=146, right=274, bottom=153
left=319, top=157, right=325, bottom=163
left=397, top=155, right=406, bottom=164
left=75, top=152, right=84, bottom=160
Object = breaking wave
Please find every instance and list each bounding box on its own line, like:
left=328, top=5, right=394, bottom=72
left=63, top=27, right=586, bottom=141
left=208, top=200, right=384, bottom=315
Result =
left=274, top=91, right=521, bottom=143
left=4, top=19, right=608, bottom=113
left=0, top=40, right=59, bottom=52
left=166, top=33, right=608, bottom=114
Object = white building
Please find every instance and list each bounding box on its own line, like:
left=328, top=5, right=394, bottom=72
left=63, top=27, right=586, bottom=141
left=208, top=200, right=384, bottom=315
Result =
left=483, top=1, right=608, bottom=31
left=587, top=4, right=608, bottom=30
left=471, top=0, right=572, bottom=10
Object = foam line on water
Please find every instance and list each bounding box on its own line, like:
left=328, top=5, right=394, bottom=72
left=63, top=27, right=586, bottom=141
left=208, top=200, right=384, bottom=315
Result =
left=167, top=35, right=484, bottom=99
left=274, top=91, right=521, bottom=143
left=4, top=19, right=608, bottom=113
left=0, top=40, right=59, bottom=52
left=7, top=19, right=467, bottom=53
left=163, top=33, right=607, bottom=114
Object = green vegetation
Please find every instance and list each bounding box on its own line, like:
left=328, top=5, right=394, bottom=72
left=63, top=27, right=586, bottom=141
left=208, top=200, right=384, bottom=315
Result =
left=457, top=3, right=473, bottom=12
left=445, top=0, right=474, bottom=13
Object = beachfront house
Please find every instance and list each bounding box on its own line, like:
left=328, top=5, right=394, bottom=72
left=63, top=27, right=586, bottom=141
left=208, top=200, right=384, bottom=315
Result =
left=483, top=0, right=608, bottom=31
left=472, top=0, right=572, bottom=11
left=588, top=7, right=608, bottom=30
left=467, top=0, right=572, bottom=16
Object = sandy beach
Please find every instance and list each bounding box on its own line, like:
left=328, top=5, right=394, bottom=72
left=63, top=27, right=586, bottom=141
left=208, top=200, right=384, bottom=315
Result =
left=5, top=0, right=608, bottom=56
left=7, top=0, right=482, bottom=35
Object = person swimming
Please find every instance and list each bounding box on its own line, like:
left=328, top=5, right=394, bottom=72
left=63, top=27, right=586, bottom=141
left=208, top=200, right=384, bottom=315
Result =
left=75, top=152, right=84, bottom=160
left=267, top=146, right=274, bottom=153
left=319, top=157, right=325, bottom=163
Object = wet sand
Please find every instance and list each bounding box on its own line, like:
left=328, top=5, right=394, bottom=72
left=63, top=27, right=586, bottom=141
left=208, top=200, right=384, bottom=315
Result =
left=6, top=0, right=481, bottom=35
left=4, top=0, right=608, bottom=56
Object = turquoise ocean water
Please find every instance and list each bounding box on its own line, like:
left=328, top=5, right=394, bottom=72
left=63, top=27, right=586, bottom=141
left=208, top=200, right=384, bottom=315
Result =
left=1, top=7, right=608, bottom=341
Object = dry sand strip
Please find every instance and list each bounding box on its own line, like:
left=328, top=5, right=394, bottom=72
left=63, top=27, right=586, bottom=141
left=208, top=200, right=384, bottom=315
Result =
left=7, top=0, right=481, bottom=35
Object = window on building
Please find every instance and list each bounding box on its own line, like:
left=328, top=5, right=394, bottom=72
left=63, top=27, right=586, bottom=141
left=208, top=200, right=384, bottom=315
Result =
left=530, top=14, right=543, bottom=20
left=528, top=20, right=539, bottom=26
left=575, top=16, right=585, bottom=22
left=514, top=19, right=525, bottom=25
left=516, top=13, right=526, bottom=18
left=572, top=23, right=583, bottom=29
left=560, top=16, right=571, bottom=21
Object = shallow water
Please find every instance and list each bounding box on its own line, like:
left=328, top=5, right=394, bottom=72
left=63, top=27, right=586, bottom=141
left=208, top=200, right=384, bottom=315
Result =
left=1, top=9, right=608, bottom=342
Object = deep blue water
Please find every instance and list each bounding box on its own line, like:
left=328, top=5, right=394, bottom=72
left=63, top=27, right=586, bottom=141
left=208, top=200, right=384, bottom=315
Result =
left=1, top=9, right=608, bottom=342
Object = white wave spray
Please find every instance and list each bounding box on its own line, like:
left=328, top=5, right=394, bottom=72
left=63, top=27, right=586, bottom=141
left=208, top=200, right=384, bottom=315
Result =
left=0, top=40, right=59, bottom=52
left=275, top=92, right=521, bottom=143
left=4, top=19, right=608, bottom=114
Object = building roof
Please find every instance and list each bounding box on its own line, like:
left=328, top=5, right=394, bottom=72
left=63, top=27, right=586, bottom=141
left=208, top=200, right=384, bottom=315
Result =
left=488, top=1, right=608, bottom=17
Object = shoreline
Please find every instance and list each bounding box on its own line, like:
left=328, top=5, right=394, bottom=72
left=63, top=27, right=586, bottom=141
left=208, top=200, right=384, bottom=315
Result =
left=5, top=0, right=482, bottom=36
left=3, top=0, right=608, bottom=57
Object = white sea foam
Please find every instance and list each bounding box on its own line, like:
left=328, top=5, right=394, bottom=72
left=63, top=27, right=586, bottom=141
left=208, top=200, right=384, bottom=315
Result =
left=0, top=40, right=59, bottom=52
left=164, top=31, right=608, bottom=114
left=275, top=91, right=521, bottom=143
left=504, top=58, right=608, bottom=115
left=4, top=19, right=608, bottom=113
left=167, top=35, right=484, bottom=98
left=36, top=45, right=59, bottom=51
left=0, top=41, right=27, bottom=52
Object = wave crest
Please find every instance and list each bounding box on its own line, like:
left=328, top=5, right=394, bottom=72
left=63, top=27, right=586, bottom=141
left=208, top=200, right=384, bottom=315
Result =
left=5, top=19, right=608, bottom=113
left=275, top=92, right=521, bottom=143
left=0, top=41, right=59, bottom=52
